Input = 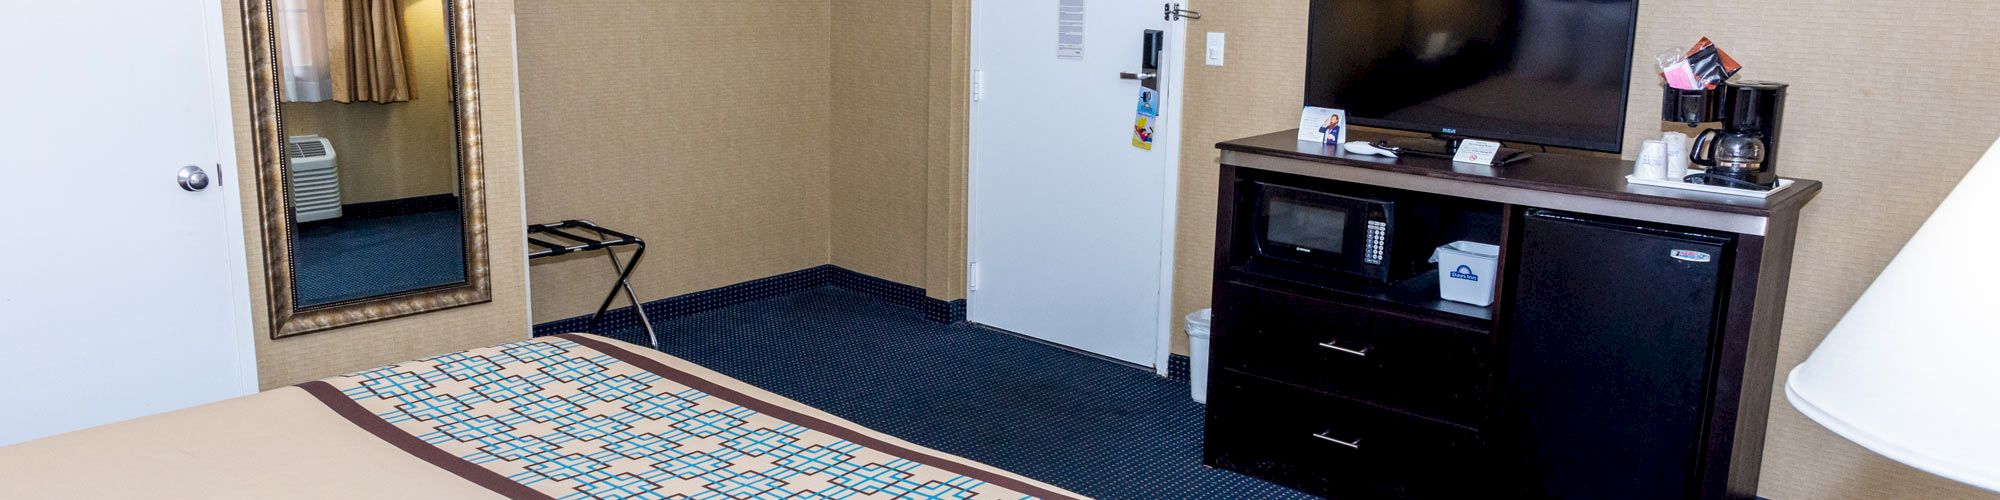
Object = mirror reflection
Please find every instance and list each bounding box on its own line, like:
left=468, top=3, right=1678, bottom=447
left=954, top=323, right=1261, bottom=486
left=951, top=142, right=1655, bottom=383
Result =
left=274, top=0, right=468, bottom=308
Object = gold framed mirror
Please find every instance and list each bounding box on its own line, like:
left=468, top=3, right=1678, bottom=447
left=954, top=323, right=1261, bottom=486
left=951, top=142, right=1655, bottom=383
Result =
left=243, top=0, right=490, bottom=338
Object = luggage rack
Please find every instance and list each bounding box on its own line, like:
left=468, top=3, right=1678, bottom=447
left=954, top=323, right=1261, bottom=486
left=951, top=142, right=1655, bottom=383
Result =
left=527, top=220, right=657, bottom=349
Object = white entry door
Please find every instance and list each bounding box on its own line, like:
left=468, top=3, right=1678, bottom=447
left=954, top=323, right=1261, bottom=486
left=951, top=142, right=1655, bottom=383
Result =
left=970, top=1, right=1182, bottom=367
left=0, top=0, right=257, bottom=445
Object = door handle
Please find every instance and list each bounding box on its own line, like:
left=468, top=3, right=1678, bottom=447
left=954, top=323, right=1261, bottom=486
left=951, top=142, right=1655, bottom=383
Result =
left=1312, top=431, right=1362, bottom=450
left=1119, top=71, right=1158, bottom=80
left=1318, top=340, right=1371, bottom=357
left=177, top=165, right=210, bottom=192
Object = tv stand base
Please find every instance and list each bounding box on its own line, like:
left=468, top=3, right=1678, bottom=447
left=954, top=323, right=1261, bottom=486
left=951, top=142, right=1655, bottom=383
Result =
left=1375, top=136, right=1535, bottom=166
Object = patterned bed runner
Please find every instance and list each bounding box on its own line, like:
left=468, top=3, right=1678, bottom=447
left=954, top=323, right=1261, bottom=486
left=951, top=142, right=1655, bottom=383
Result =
left=298, top=334, right=1078, bottom=500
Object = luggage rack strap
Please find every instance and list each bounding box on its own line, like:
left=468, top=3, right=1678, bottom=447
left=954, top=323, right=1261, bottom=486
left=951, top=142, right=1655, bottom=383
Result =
left=527, top=220, right=643, bottom=258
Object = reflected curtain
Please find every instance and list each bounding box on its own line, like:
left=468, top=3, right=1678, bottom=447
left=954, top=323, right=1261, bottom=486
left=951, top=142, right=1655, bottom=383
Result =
left=336, top=0, right=413, bottom=104
left=276, top=0, right=334, bottom=102
left=276, top=0, right=413, bottom=104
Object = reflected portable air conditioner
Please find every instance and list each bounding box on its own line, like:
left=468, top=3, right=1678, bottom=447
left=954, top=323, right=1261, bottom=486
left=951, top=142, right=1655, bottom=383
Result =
left=287, top=135, right=342, bottom=223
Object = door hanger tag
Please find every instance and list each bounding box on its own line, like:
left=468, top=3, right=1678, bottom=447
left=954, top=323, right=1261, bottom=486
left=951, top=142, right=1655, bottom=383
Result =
left=1132, top=87, right=1160, bottom=150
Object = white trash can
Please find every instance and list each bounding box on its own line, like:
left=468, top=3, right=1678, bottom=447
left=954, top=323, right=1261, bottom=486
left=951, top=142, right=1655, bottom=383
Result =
left=1431, top=241, right=1502, bottom=306
left=1186, top=308, right=1213, bottom=404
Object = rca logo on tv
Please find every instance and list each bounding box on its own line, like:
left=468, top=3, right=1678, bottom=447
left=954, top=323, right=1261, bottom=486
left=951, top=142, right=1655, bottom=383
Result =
left=1449, top=265, right=1480, bottom=282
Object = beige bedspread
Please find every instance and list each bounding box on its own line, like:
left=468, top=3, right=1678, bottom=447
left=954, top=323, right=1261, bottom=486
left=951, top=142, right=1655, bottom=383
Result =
left=0, top=334, right=1084, bottom=499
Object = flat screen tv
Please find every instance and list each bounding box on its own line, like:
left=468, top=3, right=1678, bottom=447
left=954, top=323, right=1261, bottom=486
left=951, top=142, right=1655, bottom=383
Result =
left=1305, top=0, right=1640, bottom=153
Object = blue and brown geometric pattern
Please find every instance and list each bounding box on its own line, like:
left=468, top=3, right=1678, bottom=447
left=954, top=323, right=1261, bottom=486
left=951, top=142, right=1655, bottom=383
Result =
left=312, top=336, right=1064, bottom=499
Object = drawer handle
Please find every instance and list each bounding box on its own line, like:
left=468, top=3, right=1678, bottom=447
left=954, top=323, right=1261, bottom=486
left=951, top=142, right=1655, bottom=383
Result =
left=1312, top=431, right=1362, bottom=450
left=1317, top=340, right=1371, bottom=357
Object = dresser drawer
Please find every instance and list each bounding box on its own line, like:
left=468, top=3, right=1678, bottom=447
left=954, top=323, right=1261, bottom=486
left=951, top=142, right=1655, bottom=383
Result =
left=1213, top=280, right=1491, bottom=424
left=1205, top=371, right=1487, bottom=498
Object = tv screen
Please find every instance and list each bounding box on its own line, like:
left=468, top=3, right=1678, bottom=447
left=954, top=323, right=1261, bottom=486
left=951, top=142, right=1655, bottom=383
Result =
left=1305, top=0, right=1639, bottom=153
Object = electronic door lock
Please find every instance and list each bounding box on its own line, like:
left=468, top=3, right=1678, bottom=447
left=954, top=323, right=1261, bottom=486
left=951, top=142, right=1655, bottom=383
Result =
left=1123, top=29, right=1166, bottom=86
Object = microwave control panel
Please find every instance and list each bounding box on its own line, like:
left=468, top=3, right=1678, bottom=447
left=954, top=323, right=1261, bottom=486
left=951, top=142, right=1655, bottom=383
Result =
left=1364, top=219, right=1387, bottom=265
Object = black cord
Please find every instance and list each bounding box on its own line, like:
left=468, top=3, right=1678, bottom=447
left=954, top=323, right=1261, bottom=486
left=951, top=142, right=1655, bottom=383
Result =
left=1499, top=150, right=1537, bottom=166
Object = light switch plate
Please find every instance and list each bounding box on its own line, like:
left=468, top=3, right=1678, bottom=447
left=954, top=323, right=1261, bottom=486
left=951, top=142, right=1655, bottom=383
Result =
left=1205, top=32, right=1225, bottom=66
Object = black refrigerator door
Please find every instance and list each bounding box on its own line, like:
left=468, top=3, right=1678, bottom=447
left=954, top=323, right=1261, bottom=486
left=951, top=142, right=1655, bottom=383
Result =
left=1501, top=210, right=1732, bottom=499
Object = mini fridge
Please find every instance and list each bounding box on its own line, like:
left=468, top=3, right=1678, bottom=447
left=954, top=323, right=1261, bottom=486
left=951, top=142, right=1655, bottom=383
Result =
left=1501, top=209, right=1735, bottom=499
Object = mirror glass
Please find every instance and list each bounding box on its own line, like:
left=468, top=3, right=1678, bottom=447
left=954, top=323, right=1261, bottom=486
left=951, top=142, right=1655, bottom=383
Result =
left=273, top=0, right=468, bottom=309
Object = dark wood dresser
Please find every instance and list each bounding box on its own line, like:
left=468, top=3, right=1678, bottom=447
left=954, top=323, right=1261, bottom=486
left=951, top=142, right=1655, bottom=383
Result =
left=1203, top=130, right=1821, bottom=499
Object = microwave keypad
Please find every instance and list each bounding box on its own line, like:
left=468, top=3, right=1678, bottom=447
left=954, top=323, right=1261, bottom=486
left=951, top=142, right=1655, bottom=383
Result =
left=1364, top=220, right=1387, bottom=265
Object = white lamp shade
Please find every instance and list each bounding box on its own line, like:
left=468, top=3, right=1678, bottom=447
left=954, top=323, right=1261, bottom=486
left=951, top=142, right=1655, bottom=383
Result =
left=1786, top=137, right=2000, bottom=492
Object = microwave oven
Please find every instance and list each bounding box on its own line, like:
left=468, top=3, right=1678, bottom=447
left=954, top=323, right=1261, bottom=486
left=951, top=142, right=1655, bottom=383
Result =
left=1243, top=179, right=1445, bottom=283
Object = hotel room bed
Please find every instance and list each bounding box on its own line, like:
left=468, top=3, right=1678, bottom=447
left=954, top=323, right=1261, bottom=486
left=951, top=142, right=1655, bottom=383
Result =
left=0, top=334, right=1084, bottom=499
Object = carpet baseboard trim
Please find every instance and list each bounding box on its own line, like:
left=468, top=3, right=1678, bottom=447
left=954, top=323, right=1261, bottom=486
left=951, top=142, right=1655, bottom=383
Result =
left=532, top=265, right=967, bottom=336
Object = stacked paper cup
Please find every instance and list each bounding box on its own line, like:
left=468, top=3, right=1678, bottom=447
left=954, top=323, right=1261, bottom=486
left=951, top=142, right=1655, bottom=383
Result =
left=1635, top=140, right=1669, bottom=180
left=1662, top=132, right=1692, bottom=181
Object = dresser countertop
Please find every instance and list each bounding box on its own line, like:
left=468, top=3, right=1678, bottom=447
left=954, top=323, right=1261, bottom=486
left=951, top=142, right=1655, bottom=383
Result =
left=1219, top=129, right=1822, bottom=219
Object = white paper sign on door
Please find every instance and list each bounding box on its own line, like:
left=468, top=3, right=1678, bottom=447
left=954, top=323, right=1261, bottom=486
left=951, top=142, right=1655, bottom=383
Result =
left=1057, top=0, right=1085, bottom=60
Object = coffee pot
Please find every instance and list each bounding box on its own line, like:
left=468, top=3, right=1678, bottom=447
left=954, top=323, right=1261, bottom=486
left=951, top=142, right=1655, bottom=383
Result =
left=1662, top=80, right=1788, bottom=190
left=1691, top=128, right=1767, bottom=173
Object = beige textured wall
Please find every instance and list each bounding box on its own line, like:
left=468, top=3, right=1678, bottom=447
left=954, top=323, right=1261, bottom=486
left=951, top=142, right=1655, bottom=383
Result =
left=829, top=0, right=932, bottom=287
left=222, top=0, right=532, bottom=389
left=828, top=0, right=971, bottom=301
left=921, top=0, right=970, bottom=300
left=517, top=0, right=968, bottom=318
left=1167, top=1, right=2000, bottom=498
left=1170, top=3, right=1311, bottom=359
left=283, top=0, right=461, bottom=204
left=515, top=1, right=835, bottom=322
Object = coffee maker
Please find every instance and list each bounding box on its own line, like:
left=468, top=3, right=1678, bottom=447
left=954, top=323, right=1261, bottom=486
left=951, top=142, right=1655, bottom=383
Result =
left=1662, top=80, right=1788, bottom=190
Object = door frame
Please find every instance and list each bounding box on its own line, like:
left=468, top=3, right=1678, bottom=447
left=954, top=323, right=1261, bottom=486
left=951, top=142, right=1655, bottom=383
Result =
left=200, top=0, right=262, bottom=393
left=965, top=0, right=1189, bottom=376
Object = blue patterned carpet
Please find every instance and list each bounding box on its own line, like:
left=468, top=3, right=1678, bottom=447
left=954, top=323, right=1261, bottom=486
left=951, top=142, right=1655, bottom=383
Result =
left=294, top=210, right=467, bottom=307
left=561, top=285, right=1314, bottom=499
